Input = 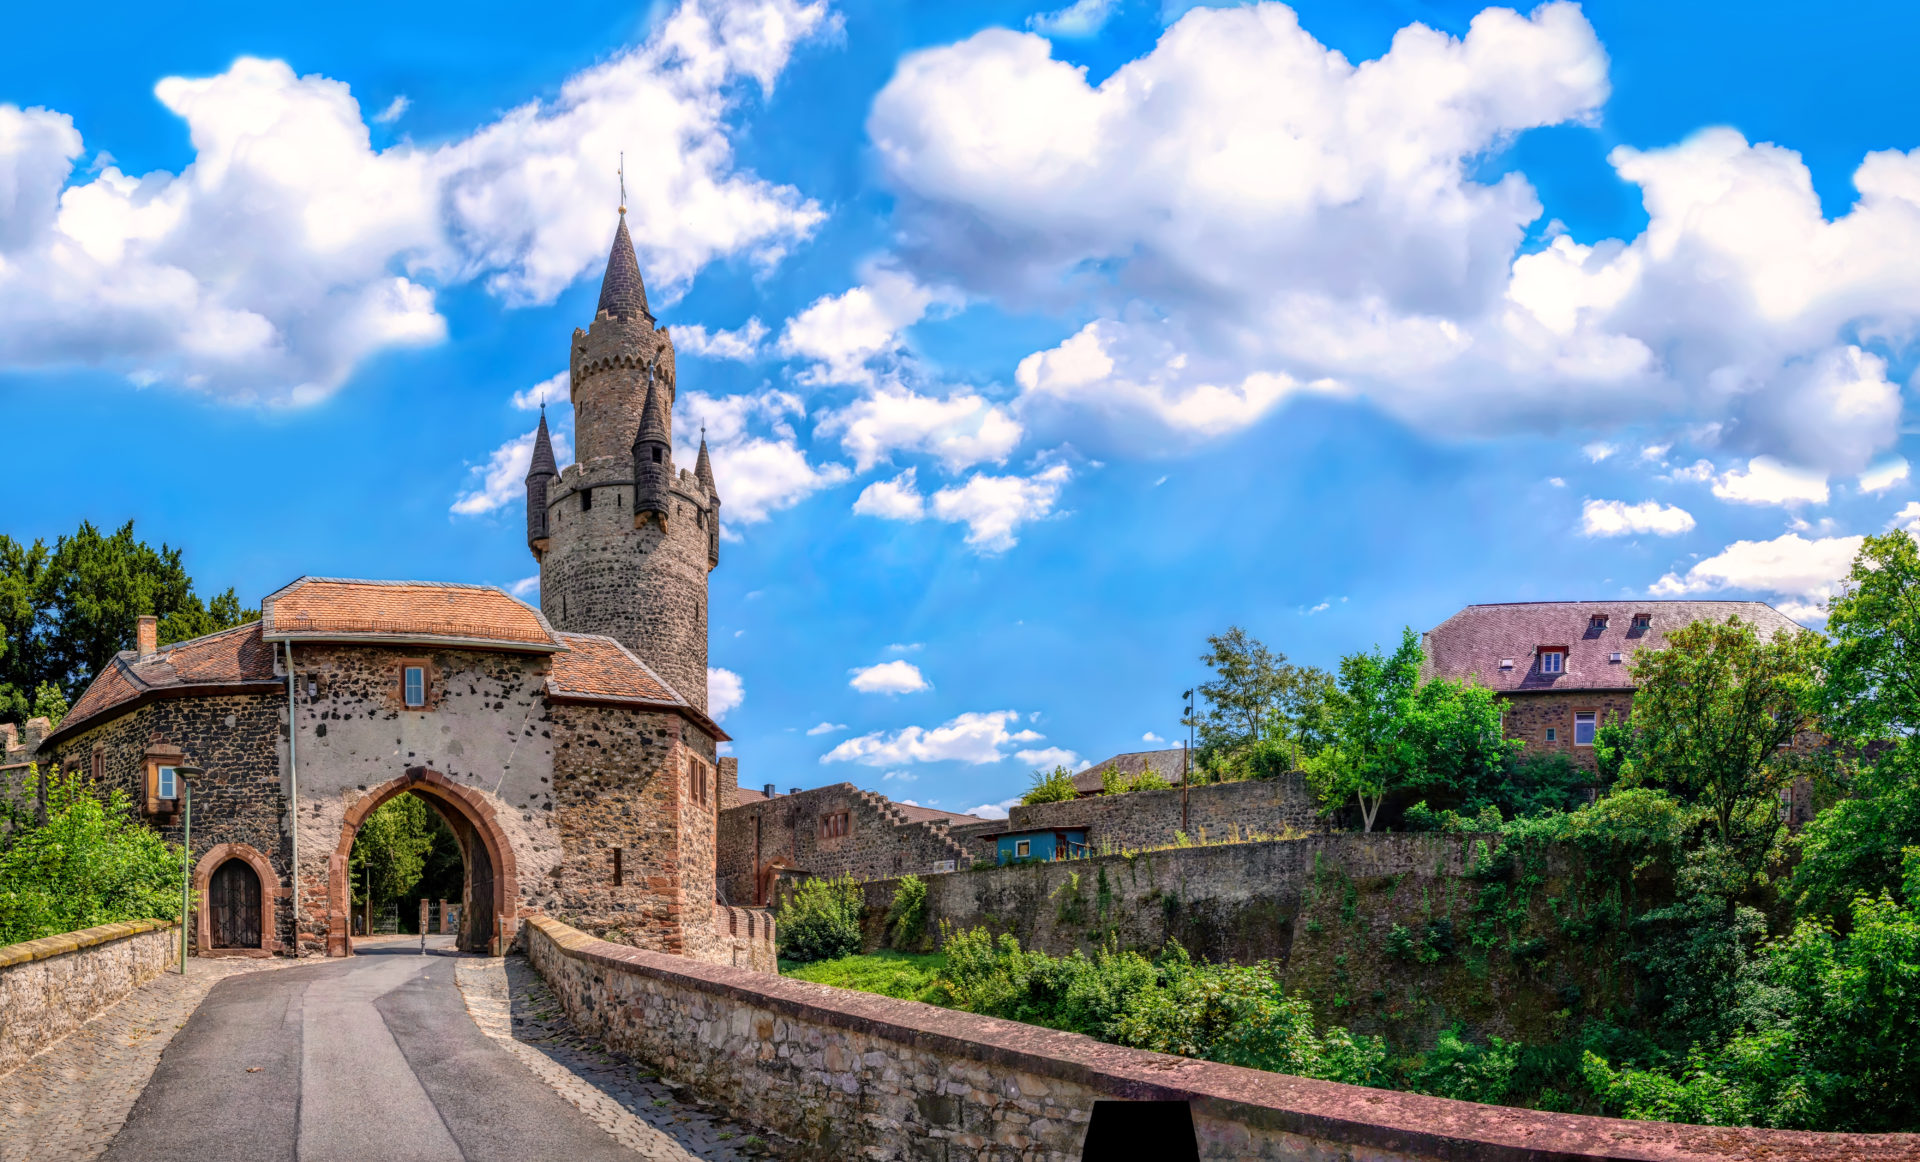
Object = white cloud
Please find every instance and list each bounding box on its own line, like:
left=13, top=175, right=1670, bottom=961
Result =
left=882, top=770, right=917, bottom=782
left=1711, top=457, right=1830, bottom=507
left=708, top=666, right=745, bottom=720
left=510, top=370, right=569, bottom=411
left=1028, top=0, right=1118, bottom=38
left=1583, top=442, right=1619, bottom=463
left=1547, top=476, right=1566, bottom=488
left=1860, top=458, right=1911, bottom=495
left=674, top=388, right=851, bottom=524
left=806, top=721, right=846, bottom=736
left=1580, top=499, right=1696, bottom=537
left=0, top=0, right=828, bottom=402
left=451, top=424, right=574, bottom=515
left=818, top=385, right=1022, bottom=471
left=509, top=575, right=540, bottom=599
left=373, top=95, right=410, bottom=124
left=673, top=317, right=768, bottom=360
left=849, top=659, right=931, bottom=694
left=867, top=4, right=1920, bottom=468
left=929, top=463, right=1072, bottom=551
left=1142, top=731, right=1164, bottom=743
left=821, top=710, right=1044, bottom=766
left=1016, top=746, right=1081, bottom=769
left=1666, top=459, right=1716, bottom=483
left=1650, top=532, right=1863, bottom=614
left=887, top=642, right=923, bottom=652
left=853, top=469, right=927, bottom=520
left=963, top=797, right=1022, bottom=821
left=1890, top=501, right=1920, bottom=535
left=776, top=266, right=949, bottom=385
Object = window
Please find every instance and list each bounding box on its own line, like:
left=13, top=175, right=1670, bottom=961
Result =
left=651, top=447, right=663, bottom=463
left=688, top=757, right=709, bottom=806
left=1590, top=615, right=1609, bottom=631
left=305, top=673, right=320, bottom=699
left=612, top=847, right=623, bottom=887
left=819, top=811, right=850, bottom=839
left=1609, top=651, right=1624, bottom=664
left=403, top=665, right=427, bottom=708
left=155, top=765, right=177, bottom=800
left=1499, top=658, right=1514, bottom=670
left=580, top=488, right=592, bottom=511
left=1015, top=839, right=1031, bottom=858
left=1632, top=613, right=1652, bottom=630
left=1574, top=712, right=1597, bottom=746
left=90, top=747, right=103, bottom=781
left=1545, top=727, right=1558, bottom=742
left=1540, top=650, right=1564, bottom=674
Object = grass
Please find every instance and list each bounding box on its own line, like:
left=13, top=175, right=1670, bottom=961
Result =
left=780, top=950, right=949, bottom=1004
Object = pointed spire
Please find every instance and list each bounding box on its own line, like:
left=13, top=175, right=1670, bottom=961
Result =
left=694, top=426, right=717, bottom=499
left=635, top=361, right=670, bottom=449
left=525, top=409, right=559, bottom=483
left=595, top=211, right=652, bottom=324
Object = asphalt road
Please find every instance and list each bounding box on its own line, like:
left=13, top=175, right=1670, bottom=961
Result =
left=103, top=942, right=639, bottom=1162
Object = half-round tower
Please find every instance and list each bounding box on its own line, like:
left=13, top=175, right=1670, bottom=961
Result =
left=536, top=207, right=716, bottom=711
left=525, top=409, right=559, bottom=557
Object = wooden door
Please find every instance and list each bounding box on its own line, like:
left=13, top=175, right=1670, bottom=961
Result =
left=210, top=859, right=262, bottom=948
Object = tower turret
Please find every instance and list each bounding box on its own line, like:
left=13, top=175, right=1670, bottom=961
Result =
left=632, top=363, right=672, bottom=530
left=694, top=430, right=720, bottom=568
left=525, top=408, right=559, bottom=558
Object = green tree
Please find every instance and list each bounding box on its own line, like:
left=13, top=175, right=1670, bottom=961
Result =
left=1301, top=628, right=1426, bottom=831
left=776, top=875, right=865, bottom=963
left=1193, top=627, right=1333, bottom=772
left=1612, top=616, right=1825, bottom=881
left=1021, top=765, right=1079, bottom=805
left=349, top=795, right=439, bottom=928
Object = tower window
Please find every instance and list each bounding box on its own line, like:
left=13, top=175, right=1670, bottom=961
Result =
left=403, top=665, right=427, bottom=708
left=652, top=447, right=663, bottom=463
left=580, top=488, right=592, bottom=511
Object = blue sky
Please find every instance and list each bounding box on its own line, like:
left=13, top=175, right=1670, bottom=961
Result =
left=3, top=0, right=1917, bottom=817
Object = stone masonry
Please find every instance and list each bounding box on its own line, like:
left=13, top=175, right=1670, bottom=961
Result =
left=716, top=783, right=972, bottom=905
left=993, top=774, right=1325, bottom=856
left=0, top=920, right=177, bottom=1079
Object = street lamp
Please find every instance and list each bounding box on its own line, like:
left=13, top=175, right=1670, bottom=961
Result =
left=1181, top=690, right=1194, bottom=835
left=173, top=765, right=204, bottom=974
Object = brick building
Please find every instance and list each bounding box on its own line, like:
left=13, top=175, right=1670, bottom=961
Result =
left=717, top=783, right=982, bottom=905
left=36, top=207, right=772, bottom=969
left=1421, top=600, right=1806, bottom=772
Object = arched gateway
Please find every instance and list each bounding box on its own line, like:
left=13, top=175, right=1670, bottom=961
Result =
left=328, top=767, right=520, bottom=956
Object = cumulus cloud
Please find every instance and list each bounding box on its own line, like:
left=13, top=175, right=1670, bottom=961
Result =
left=864, top=3, right=1920, bottom=470
left=451, top=423, right=574, bottom=515
left=510, top=370, right=569, bottom=411
left=929, top=463, right=1072, bottom=551
left=1890, top=502, right=1920, bottom=535
left=1860, top=458, right=1911, bottom=495
left=1650, top=532, right=1862, bottom=616
left=853, top=469, right=927, bottom=520
left=708, top=666, right=745, bottom=720
left=1711, top=457, right=1830, bottom=507
left=1028, top=0, right=1118, bottom=37
left=1016, top=746, right=1082, bottom=769
left=776, top=266, right=949, bottom=385
left=1580, top=499, right=1696, bottom=537
left=849, top=659, right=931, bottom=694
left=1142, top=731, right=1164, bottom=743
left=963, top=797, right=1023, bottom=821
left=0, top=0, right=828, bottom=402
left=821, top=710, right=1046, bottom=766
left=674, top=317, right=768, bottom=360
left=373, top=95, right=410, bottom=124
left=674, top=388, right=851, bottom=524
left=818, top=385, right=1022, bottom=471
left=805, top=721, right=846, bottom=736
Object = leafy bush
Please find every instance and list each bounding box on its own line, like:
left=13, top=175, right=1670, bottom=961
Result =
left=0, top=769, right=181, bottom=945
left=1021, top=765, right=1079, bottom=805
left=1101, top=765, right=1171, bottom=795
left=775, top=875, right=865, bottom=964
left=885, top=874, right=929, bottom=949
left=1406, top=1026, right=1522, bottom=1105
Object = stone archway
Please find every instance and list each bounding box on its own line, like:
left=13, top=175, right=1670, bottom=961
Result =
left=327, top=767, right=520, bottom=956
left=193, top=843, right=281, bottom=957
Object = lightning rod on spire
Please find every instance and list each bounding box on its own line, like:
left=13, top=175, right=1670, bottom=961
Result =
left=618, top=152, right=626, bottom=214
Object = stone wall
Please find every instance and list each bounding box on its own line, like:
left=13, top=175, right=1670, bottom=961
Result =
left=523, top=915, right=1911, bottom=1162
left=1502, top=690, right=1634, bottom=772
left=859, top=833, right=1652, bottom=1050
left=710, top=903, right=777, bottom=972
left=0, top=919, right=176, bottom=1078
left=717, top=783, right=969, bottom=905
left=995, top=775, right=1324, bottom=857
left=0, top=717, right=52, bottom=840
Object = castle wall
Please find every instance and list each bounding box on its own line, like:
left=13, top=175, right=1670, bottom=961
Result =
left=997, top=774, right=1325, bottom=856
left=716, top=784, right=970, bottom=905
left=1501, top=690, right=1634, bottom=772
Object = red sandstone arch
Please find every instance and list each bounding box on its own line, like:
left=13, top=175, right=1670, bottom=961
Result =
left=326, top=767, right=520, bottom=957
left=193, top=843, right=281, bottom=958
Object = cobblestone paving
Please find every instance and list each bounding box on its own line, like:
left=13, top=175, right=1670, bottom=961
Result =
left=456, top=956, right=793, bottom=1161
left=0, top=955, right=299, bottom=1162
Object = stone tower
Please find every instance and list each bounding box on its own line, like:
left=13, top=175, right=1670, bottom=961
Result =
left=529, top=208, right=719, bottom=711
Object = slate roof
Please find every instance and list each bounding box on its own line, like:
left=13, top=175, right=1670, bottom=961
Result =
left=52, top=621, right=281, bottom=746
left=1072, top=747, right=1192, bottom=795
left=1422, top=600, right=1807, bottom=693
left=595, top=212, right=651, bottom=322
left=260, top=578, right=562, bottom=652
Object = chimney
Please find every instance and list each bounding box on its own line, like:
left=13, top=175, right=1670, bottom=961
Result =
left=764, top=783, right=776, bottom=798
left=789, top=787, right=801, bottom=796
left=136, top=616, right=158, bottom=659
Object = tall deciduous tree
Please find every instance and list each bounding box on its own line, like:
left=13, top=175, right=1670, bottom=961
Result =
left=1303, top=628, right=1426, bottom=831
left=1194, top=627, right=1335, bottom=772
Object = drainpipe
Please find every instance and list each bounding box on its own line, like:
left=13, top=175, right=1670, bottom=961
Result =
left=284, top=641, right=300, bottom=955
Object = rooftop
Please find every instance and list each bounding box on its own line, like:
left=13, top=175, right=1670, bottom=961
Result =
left=546, top=632, right=725, bottom=740
left=1422, top=600, right=1806, bottom=692
left=1072, top=747, right=1192, bottom=795
left=53, top=621, right=281, bottom=745
left=261, top=577, right=562, bottom=652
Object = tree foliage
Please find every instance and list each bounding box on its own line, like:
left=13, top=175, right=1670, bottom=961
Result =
left=1193, top=627, right=1334, bottom=772
left=775, top=874, right=864, bottom=964
left=1020, top=765, right=1079, bottom=805
left=0, top=769, right=181, bottom=944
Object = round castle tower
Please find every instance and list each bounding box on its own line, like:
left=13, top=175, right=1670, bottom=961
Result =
left=525, top=208, right=720, bottom=711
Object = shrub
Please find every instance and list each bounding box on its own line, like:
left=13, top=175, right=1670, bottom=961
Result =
left=775, top=875, right=864, bottom=964
left=1021, top=765, right=1079, bottom=805
left=885, top=874, right=929, bottom=949
left=1407, top=1026, right=1521, bottom=1104
left=1101, top=765, right=1172, bottom=795
left=0, top=769, right=181, bottom=945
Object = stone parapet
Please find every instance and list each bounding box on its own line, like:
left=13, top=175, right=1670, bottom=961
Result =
left=524, top=915, right=1913, bottom=1161
left=999, top=774, right=1324, bottom=855
left=710, top=903, right=776, bottom=972
left=0, top=919, right=177, bottom=1078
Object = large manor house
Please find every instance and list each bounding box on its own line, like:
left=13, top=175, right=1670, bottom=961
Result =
left=0, top=208, right=1812, bottom=966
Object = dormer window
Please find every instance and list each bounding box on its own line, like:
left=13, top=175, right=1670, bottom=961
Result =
left=1590, top=615, right=1609, bottom=631
left=1540, top=650, right=1565, bottom=674
left=1632, top=613, right=1652, bottom=630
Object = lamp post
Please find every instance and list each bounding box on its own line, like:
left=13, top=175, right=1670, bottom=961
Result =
left=173, top=765, right=205, bottom=975
left=1181, top=690, right=1194, bottom=836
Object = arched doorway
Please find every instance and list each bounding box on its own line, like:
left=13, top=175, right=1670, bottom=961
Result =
left=193, top=843, right=280, bottom=957
left=327, top=767, right=519, bottom=956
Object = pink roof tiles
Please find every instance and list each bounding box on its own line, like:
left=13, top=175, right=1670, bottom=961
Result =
left=261, top=577, right=560, bottom=651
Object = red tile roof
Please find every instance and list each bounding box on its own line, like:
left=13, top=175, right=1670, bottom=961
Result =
left=1422, top=600, right=1807, bottom=693
left=53, top=621, right=282, bottom=745
left=261, top=578, right=560, bottom=651
left=546, top=633, right=728, bottom=740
